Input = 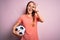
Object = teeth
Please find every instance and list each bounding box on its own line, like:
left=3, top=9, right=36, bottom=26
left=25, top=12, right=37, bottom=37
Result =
left=29, top=9, right=31, bottom=11
left=29, top=9, right=32, bottom=11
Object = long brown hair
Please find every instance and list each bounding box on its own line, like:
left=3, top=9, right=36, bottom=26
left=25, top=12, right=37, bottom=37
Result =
left=25, top=1, right=36, bottom=26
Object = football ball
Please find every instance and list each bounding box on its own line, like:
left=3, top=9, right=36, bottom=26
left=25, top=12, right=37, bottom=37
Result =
left=15, top=25, right=25, bottom=36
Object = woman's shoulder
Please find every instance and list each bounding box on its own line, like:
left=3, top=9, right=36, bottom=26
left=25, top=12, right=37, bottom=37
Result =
left=20, top=14, right=26, bottom=18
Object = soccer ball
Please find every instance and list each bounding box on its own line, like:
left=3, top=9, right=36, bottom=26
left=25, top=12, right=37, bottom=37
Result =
left=15, top=25, right=25, bottom=36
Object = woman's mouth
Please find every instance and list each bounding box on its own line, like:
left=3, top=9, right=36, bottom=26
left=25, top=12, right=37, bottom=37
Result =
left=29, top=9, right=32, bottom=11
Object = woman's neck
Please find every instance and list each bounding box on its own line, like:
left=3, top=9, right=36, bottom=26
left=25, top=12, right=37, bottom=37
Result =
left=27, top=13, right=32, bottom=18
left=27, top=13, right=32, bottom=16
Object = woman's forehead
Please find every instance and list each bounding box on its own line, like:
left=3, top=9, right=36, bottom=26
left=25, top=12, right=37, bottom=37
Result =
left=28, top=3, right=36, bottom=8
left=29, top=2, right=36, bottom=6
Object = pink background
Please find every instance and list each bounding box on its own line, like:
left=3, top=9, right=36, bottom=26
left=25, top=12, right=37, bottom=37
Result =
left=0, top=0, right=60, bottom=40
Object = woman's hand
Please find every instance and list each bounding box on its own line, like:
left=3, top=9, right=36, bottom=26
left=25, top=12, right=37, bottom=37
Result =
left=32, top=8, right=39, bottom=13
left=13, top=27, right=23, bottom=38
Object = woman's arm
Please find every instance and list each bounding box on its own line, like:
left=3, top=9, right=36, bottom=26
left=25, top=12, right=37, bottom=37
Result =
left=36, top=11, right=44, bottom=23
left=12, top=22, right=20, bottom=36
left=33, top=8, right=44, bottom=23
left=12, top=16, right=22, bottom=37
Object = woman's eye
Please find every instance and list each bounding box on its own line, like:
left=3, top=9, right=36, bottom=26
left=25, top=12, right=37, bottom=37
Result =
left=33, top=6, right=35, bottom=8
left=29, top=5, right=31, bottom=7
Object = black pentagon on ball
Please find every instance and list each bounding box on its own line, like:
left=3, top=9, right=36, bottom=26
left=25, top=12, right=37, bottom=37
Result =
left=19, top=32, right=22, bottom=34
left=20, top=27, right=23, bottom=30
left=15, top=28, right=18, bottom=31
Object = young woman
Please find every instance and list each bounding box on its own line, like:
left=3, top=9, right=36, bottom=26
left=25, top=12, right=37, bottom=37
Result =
left=13, top=1, right=44, bottom=40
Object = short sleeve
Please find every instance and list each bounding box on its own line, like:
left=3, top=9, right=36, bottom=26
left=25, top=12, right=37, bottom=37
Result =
left=35, top=14, right=39, bottom=21
left=17, top=16, right=23, bottom=24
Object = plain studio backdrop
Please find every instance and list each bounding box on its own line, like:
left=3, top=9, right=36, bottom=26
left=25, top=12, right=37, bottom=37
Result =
left=0, top=0, right=60, bottom=40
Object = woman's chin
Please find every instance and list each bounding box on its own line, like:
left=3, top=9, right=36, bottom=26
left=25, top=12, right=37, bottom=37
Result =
left=28, top=12, right=32, bottom=14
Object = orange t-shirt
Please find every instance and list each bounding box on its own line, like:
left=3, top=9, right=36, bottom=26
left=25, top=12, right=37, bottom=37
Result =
left=17, top=14, right=39, bottom=40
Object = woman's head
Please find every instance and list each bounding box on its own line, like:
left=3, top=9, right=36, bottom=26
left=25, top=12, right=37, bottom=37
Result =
left=26, top=1, right=36, bottom=14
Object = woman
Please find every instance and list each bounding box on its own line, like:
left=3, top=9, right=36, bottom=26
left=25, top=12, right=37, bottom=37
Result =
left=13, top=1, right=44, bottom=40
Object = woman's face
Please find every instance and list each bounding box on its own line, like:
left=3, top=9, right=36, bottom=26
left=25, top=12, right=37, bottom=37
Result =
left=27, top=2, right=36, bottom=14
